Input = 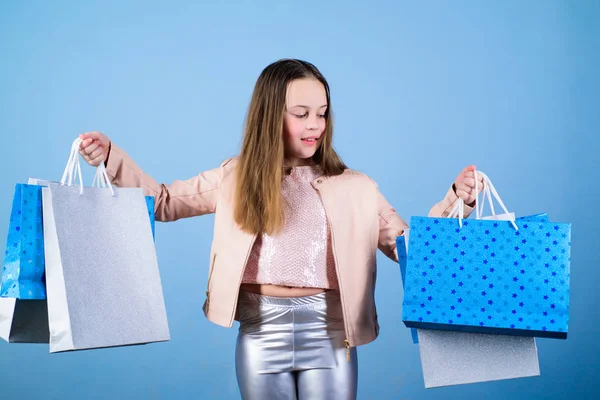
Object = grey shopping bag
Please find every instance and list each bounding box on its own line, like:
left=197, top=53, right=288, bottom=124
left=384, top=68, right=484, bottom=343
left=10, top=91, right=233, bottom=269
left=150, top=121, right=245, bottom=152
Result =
left=42, top=138, right=170, bottom=353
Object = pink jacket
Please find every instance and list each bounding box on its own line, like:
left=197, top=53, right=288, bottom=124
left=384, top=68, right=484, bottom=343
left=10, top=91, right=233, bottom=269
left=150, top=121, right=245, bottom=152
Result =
left=105, top=143, right=472, bottom=348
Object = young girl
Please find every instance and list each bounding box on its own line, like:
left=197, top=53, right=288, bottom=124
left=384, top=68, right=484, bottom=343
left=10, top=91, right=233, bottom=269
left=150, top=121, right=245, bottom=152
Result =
left=78, top=58, right=481, bottom=400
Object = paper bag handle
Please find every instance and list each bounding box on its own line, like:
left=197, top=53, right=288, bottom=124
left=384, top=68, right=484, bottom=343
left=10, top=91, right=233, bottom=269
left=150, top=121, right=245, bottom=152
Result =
left=60, top=137, right=115, bottom=196
left=448, top=170, right=518, bottom=231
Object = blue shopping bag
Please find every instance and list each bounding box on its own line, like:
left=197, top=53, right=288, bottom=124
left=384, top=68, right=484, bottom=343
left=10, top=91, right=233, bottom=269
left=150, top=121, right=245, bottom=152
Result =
left=1, top=183, right=157, bottom=299
left=1, top=184, right=46, bottom=299
left=398, top=213, right=552, bottom=344
left=146, top=195, right=156, bottom=239
left=401, top=174, right=571, bottom=339
left=397, top=235, right=420, bottom=344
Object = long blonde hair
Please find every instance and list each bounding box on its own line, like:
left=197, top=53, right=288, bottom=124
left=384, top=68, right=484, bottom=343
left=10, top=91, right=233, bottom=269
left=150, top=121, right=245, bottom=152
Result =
left=234, top=59, right=347, bottom=235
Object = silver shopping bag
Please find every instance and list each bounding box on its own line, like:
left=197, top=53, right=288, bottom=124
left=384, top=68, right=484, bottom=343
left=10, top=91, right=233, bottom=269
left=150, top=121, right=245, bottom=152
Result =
left=42, top=138, right=170, bottom=353
left=0, top=298, right=49, bottom=343
left=416, top=328, right=540, bottom=388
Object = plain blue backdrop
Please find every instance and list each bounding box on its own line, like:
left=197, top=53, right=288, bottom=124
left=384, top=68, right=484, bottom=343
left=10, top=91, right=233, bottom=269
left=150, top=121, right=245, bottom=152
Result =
left=1, top=1, right=598, bottom=399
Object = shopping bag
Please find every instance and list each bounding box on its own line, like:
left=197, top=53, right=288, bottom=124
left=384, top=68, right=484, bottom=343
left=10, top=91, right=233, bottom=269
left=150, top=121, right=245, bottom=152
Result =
left=0, top=298, right=49, bottom=343
left=397, top=214, right=551, bottom=344
left=397, top=216, right=540, bottom=388
left=0, top=184, right=46, bottom=299
left=1, top=179, right=156, bottom=301
left=90, top=172, right=156, bottom=240
left=397, top=233, right=420, bottom=344
left=43, top=138, right=169, bottom=352
left=396, top=219, right=540, bottom=388
left=401, top=172, right=571, bottom=339
left=416, top=329, right=540, bottom=388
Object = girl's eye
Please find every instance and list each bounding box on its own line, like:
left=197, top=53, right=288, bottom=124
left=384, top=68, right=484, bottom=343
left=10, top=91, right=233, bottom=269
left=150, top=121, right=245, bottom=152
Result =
left=293, top=113, right=326, bottom=119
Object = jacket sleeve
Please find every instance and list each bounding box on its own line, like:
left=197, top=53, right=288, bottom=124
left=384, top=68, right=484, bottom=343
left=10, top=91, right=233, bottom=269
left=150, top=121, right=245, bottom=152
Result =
left=376, top=188, right=409, bottom=263
left=428, top=184, right=475, bottom=219
left=104, top=142, right=229, bottom=222
left=377, top=184, right=475, bottom=263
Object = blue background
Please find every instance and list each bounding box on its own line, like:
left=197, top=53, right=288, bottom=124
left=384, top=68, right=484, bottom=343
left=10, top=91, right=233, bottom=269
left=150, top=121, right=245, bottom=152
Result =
left=1, top=1, right=598, bottom=398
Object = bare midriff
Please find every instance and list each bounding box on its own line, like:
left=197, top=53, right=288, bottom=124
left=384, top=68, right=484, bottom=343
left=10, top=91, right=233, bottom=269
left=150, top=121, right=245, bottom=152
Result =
left=240, top=283, right=329, bottom=297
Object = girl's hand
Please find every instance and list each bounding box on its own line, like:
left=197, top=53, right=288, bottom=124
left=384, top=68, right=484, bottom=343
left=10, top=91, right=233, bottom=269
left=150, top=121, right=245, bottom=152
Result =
left=78, top=131, right=111, bottom=166
left=454, top=165, right=484, bottom=206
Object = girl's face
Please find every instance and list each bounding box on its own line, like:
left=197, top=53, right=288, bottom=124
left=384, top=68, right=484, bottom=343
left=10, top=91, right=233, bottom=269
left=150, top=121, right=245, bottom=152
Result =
left=283, top=78, right=328, bottom=166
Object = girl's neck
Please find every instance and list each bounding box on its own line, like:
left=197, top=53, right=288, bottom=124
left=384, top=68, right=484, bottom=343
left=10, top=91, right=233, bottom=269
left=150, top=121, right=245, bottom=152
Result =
left=283, top=157, right=316, bottom=168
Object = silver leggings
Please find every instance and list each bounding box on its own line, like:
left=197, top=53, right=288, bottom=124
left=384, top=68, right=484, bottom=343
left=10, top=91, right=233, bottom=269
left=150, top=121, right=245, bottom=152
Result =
left=235, top=290, right=358, bottom=400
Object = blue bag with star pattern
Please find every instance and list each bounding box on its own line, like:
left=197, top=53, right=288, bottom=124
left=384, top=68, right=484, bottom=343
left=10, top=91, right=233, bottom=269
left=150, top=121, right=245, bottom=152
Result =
left=1, top=182, right=157, bottom=300
left=399, top=213, right=552, bottom=344
left=0, top=184, right=47, bottom=299
left=401, top=172, right=571, bottom=339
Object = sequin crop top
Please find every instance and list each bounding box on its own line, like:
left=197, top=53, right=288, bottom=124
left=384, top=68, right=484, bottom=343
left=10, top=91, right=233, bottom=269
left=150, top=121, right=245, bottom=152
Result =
left=241, top=165, right=339, bottom=289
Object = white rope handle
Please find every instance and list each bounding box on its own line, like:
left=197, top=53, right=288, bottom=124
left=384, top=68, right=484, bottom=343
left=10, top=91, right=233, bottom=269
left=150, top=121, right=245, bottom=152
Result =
left=59, top=137, right=115, bottom=196
left=476, top=172, right=517, bottom=230
left=447, top=197, right=465, bottom=228
left=450, top=170, right=518, bottom=231
left=92, top=164, right=115, bottom=196
left=92, top=169, right=104, bottom=188
left=60, top=138, right=84, bottom=194
left=478, top=182, right=496, bottom=218
left=475, top=172, right=496, bottom=219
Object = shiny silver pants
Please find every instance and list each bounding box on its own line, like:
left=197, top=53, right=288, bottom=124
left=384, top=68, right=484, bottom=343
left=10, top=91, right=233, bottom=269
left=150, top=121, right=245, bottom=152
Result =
left=235, top=290, right=358, bottom=400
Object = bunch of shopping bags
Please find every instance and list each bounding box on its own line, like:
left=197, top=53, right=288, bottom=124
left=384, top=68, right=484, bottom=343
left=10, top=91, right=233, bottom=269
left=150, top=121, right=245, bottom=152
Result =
left=0, top=138, right=169, bottom=352
left=397, top=171, right=571, bottom=388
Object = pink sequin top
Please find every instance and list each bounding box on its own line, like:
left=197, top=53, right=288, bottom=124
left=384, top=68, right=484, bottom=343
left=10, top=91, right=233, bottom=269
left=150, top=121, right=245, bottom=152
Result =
left=241, top=165, right=339, bottom=289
